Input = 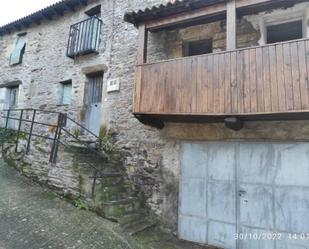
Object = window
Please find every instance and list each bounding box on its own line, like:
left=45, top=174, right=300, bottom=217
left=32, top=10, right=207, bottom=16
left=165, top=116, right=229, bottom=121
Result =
left=85, top=5, right=101, bottom=17
left=59, top=80, right=72, bottom=105
left=10, top=33, right=26, bottom=66
left=8, top=86, right=19, bottom=109
left=267, top=20, right=303, bottom=44
left=183, top=39, right=213, bottom=57
left=66, top=16, right=102, bottom=58
left=86, top=73, right=103, bottom=105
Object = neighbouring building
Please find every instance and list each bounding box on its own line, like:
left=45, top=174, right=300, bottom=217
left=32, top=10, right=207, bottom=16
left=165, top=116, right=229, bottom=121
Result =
left=1, top=0, right=309, bottom=248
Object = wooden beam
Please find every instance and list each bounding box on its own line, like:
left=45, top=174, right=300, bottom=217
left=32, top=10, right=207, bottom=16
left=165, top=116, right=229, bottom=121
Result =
left=224, top=117, right=244, bottom=131
left=137, top=24, right=148, bottom=64
left=145, top=2, right=226, bottom=31
left=135, top=115, right=165, bottom=129
left=226, top=0, right=236, bottom=50
left=134, top=25, right=148, bottom=113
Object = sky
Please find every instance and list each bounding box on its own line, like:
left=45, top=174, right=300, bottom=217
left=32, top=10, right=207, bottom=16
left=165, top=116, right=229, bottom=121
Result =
left=0, top=0, right=60, bottom=26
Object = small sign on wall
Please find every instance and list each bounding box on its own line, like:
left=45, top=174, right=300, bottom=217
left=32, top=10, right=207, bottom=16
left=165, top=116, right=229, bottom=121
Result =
left=107, top=79, right=120, bottom=93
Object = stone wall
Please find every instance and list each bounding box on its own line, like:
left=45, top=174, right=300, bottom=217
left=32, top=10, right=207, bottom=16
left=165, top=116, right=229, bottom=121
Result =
left=1, top=0, right=309, bottom=231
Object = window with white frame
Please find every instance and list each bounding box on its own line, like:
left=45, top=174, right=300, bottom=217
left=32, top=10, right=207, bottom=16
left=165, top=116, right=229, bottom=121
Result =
left=266, top=20, right=303, bottom=44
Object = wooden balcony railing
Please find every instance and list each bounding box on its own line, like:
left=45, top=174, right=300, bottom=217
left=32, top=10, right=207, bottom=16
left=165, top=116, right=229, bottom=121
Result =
left=134, top=38, right=309, bottom=122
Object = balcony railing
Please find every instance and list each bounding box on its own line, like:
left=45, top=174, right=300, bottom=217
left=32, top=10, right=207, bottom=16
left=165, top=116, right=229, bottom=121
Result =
left=66, top=16, right=102, bottom=59
left=134, top=38, right=309, bottom=123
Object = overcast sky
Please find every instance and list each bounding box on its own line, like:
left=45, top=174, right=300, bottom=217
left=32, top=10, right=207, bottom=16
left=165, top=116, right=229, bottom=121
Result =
left=0, top=0, right=60, bottom=26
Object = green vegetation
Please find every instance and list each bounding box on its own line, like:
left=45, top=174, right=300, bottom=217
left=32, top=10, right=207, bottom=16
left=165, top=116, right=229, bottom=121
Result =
left=73, top=128, right=81, bottom=139
left=74, top=198, right=88, bottom=210
left=97, top=125, right=119, bottom=155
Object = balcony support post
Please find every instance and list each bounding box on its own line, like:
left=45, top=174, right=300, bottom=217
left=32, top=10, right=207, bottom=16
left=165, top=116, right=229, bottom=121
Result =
left=137, top=24, right=148, bottom=64
left=134, top=24, right=148, bottom=113
left=226, top=0, right=236, bottom=50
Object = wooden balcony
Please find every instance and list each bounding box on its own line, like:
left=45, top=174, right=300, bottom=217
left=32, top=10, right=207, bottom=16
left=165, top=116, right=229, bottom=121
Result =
left=134, top=38, right=309, bottom=128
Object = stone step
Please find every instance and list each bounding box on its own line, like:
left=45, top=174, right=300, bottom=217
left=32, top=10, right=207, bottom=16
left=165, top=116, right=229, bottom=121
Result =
left=94, top=185, right=136, bottom=203
left=122, top=218, right=157, bottom=236
left=103, top=197, right=139, bottom=206
left=117, top=210, right=148, bottom=226
left=95, top=175, right=124, bottom=187
left=102, top=197, right=141, bottom=218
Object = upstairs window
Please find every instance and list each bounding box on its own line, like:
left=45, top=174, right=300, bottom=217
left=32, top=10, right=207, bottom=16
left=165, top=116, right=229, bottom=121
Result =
left=66, top=16, right=103, bottom=59
left=59, top=80, right=72, bottom=105
left=183, top=39, right=213, bottom=57
left=10, top=33, right=26, bottom=66
left=267, top=20, right=303, bottom=44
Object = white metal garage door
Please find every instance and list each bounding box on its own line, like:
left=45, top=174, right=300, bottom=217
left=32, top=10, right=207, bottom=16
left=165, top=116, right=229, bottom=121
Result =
left=179, top=142, right=309, bottom=249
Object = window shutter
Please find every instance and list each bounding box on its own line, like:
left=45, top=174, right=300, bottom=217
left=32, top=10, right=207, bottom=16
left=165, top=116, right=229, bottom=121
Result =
left=10, top=35, right=26, bottom=66
left=62, top=84, right=72, bottom=105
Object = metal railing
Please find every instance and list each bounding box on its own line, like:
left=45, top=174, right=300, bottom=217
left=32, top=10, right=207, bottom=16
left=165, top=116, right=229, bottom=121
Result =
left=1, top=108, right=110, bottom=196
left=66, top=16, right=102, bottom=58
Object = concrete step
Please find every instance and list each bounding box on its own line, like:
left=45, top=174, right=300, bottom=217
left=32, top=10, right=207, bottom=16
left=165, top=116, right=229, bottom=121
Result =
left=103, top=197, right=139, bottom=206
left=117, top=210, right=148, bottom=226
left=94, top=184, right=136, bottom=203
left=122, top=218, right=157, bottom=236
left=102, top=197, right=141, bottom=218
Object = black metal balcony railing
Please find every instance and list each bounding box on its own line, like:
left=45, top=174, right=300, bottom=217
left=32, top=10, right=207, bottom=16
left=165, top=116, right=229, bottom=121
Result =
left=66, top=16, right=102, bottom=58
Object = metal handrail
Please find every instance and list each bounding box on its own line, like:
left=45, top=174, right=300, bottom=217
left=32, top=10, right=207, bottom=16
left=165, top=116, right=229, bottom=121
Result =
left=1, top=108, right=111, bottom=197
left=1, top=108, right=108, bottom=162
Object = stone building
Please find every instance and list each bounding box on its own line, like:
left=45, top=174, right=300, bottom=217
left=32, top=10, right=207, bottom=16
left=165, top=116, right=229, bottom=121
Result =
left=1, top=0, right=309, bottom=248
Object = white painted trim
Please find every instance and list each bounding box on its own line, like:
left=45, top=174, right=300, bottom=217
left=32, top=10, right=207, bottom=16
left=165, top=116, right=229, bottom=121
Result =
left=244, top=2, right=309, bottom=45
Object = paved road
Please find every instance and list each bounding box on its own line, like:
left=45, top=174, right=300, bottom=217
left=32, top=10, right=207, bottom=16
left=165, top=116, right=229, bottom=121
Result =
left=0, top=159, right=214, bottom=249
left=0, top=159, right=139, bottom=249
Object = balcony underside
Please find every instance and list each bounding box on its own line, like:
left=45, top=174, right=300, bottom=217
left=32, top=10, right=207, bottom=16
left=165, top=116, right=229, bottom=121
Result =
left=135, top=111, right=309, bottom=130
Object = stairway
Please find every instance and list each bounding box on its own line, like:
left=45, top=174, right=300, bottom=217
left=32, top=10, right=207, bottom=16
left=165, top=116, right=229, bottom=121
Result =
left=65, top=140, right=157, bottom=235
left=0, top=108, right=157, bottom=236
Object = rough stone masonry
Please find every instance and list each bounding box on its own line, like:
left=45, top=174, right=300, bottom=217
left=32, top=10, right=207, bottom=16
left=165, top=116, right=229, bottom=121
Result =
left=1, top=0, right=309, bottom=231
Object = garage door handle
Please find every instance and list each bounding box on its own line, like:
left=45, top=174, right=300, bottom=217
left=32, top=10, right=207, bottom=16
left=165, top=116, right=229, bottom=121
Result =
left=239, top=190, right=246, bottom=197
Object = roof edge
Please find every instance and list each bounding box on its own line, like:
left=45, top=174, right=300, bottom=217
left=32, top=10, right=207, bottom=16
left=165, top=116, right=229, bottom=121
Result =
left=0, top=0, right=88, bottom=36
left=124, top=0, right=225, bottom=26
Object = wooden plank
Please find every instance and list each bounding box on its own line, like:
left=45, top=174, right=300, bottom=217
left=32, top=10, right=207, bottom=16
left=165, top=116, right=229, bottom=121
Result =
left=226, top=0, right=236, bottom=50
left=283, top=43, right=294, bottom=111
left=145, top=3, right=226, bottom=31
left=290, top=42, right=301, bottom=110
left=298, top=41, right=309, bottom=109
left=218, top=53, right=226, bottom=113
left=262, top=47, right=270, bottom=112
left=236, top=50, right=244, bottom=113
left=197, top=56, right=209, bottom=113
left=164, top=60, right=175, bottom=113
left=275, top=44, right=287, bottom=112
left=133, top=65, right=142, bottom=112
left=230, top=51, right=238, bottom=113
left=243, top=49, right=251, bottom=113
left=256, top=46, right=265, bottom=112
left=140, top=64, right=153, bottom=112
left=213, top=54, right=220, bottom=113
left=267, top=45, right=278, bottom=112
left=224, top=52, right=232, bottom=113
left=207, top=54, right=214, bottom=113
left=137, top=24, right=148, bottom=64
left=249, top=48, right=257, bottom=113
